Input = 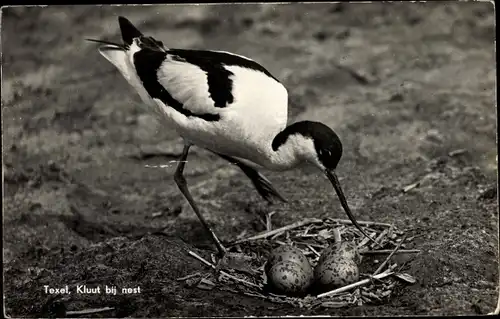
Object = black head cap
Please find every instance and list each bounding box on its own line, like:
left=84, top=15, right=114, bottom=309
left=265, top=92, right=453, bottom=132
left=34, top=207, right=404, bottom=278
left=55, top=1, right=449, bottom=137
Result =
left=272, top=121, right=343, bottom=170
left=118, top=16, right=143, bottom=46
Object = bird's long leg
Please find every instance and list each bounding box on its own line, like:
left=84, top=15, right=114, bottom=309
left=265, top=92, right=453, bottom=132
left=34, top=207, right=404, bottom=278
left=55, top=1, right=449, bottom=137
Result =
left=174, top=144, right=227, bottom=256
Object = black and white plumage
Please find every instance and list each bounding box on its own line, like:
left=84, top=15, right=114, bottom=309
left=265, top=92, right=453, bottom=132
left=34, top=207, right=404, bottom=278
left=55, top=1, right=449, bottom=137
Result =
left=88, top=16, right=378, bottom=256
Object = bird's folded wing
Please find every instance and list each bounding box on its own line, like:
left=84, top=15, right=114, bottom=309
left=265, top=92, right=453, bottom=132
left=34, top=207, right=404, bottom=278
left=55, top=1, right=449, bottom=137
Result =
left=156, top=54, right=234, bottom=116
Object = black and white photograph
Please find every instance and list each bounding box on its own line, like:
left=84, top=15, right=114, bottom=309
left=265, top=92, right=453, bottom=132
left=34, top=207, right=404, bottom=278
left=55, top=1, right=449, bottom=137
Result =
left=2, top=2, right=498, bottom=317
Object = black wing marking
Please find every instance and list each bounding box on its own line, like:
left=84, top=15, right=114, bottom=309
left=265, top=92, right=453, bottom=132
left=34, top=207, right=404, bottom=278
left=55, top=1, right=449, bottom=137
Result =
left=168, top=53, right=233, bottom=109
left=133, top=49, right=220, bottom=122
left=169, top=49, right=280, bottom=109
left=169, top=49, right=279, bottom=80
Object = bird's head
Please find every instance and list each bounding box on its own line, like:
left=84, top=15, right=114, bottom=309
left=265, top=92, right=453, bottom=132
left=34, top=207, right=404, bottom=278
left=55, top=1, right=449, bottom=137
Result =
left=273, top=121, right=379, bottom=245
left=272, top=121, right=343, bottom=171
left=86, top=17, right=165, bottom=78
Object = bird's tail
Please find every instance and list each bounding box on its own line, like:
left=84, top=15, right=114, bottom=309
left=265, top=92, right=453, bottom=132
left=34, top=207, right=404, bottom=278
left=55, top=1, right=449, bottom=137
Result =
left=118, top=16, right=168, bottom=52
left=118, top=16, right=143, bottom=47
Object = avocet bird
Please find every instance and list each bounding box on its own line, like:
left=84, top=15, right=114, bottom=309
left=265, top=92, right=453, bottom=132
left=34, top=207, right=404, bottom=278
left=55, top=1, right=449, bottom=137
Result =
left=88, top=16, right=378, bottom=257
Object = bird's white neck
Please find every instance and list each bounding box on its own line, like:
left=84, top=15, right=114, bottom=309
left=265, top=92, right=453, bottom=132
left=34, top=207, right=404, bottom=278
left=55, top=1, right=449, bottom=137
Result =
left=256, top=133, right=320, bottom=171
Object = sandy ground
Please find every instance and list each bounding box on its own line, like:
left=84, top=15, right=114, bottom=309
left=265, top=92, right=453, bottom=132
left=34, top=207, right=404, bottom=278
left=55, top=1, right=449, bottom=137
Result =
left=2, top=2, right=498, bottom=317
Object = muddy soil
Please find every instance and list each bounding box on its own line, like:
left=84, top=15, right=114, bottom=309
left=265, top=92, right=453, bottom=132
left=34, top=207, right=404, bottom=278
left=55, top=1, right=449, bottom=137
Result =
left=2, top=3, right=498, bottom=317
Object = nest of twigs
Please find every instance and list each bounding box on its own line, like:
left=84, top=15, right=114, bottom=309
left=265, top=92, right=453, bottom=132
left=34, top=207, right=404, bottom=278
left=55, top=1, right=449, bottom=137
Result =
left=181, top=218, right=419, bottom=309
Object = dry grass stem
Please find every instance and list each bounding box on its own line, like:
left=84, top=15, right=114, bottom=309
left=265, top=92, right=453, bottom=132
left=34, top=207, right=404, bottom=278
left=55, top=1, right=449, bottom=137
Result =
left=231, top=218, right=323, bottom=245
left=403, top=181, right=420, bottom=193
left=327, top=218, right=392, bottom=227
left=370, top=225, right=392, bottom=249
left=448, top=149, right=467, bottom=157
left=317, top=272, right=394, bottom=298
left=373, top=235, right=407, bottom=275
left=187, top=250, right=260, bottom=289
left=361, top=249, right=420, bottom=255
left=333, top=228, right=342, bottom=244
left=357, top=231, right=378, bottom=249
left=306, top=244, right=321, bottom=257
left=176, top=272, right=201, bottom=281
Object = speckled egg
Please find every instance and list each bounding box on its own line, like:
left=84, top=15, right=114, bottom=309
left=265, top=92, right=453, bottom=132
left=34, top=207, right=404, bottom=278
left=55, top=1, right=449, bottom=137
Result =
left=265, top=245, right=313, bottom=275
left=267, top=260, right=314, bottom=294
left=318, top=241, right=361, bottom=265
left=314, top=257, right=359, bottom=290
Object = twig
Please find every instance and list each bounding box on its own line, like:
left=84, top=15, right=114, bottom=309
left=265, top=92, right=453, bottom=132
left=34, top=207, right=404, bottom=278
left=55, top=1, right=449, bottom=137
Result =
left=361, top=264, right=397, bottom=284
left=387, top=263, right=398, bottom=272
left=327, top=218, right=393, bottom=227
left=402, top=181, right=420, bottom=193
left=333, top=62, right=371, bottom=85
left=270, top=232, right=283, bottom=240
left=298, top=234, right=320, bottom=238
left=189, top=251, right=216, bottom=268
left=333, top=228, right=342, bottom=244
left=448, top=149, right=467, bottom=157
left=356, top=232, right=377, bottom=249
left=230, top=218, right=323, bottom=245
left=176, top=272, right=201, bottom=281
left=66, top=307, right=114, bottom=316
left=360, top=227, right=379, bottom=234
left=393, top=272, right=416, bottom=284
left=293, top=241, right=327, bottom=249
left=361, top=290, right=381, bottom=300
left=266, top=211, right=275, bottom=232
left=385, top=281, right=397, bottom=290
left=187, top=251, right=260, bottom=289
left=370, top=226, right=392, bottom=249
left=317, top=271, right=394, bottom=298
left=302, top=224, right=314, bottom=236
left=242, top=291, right=274, bottom=301
left=306, top=244, right=321, bottom=257
left=373, top=235, right=407, bottom=275
left=360, top=249, right=421, bottom=255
